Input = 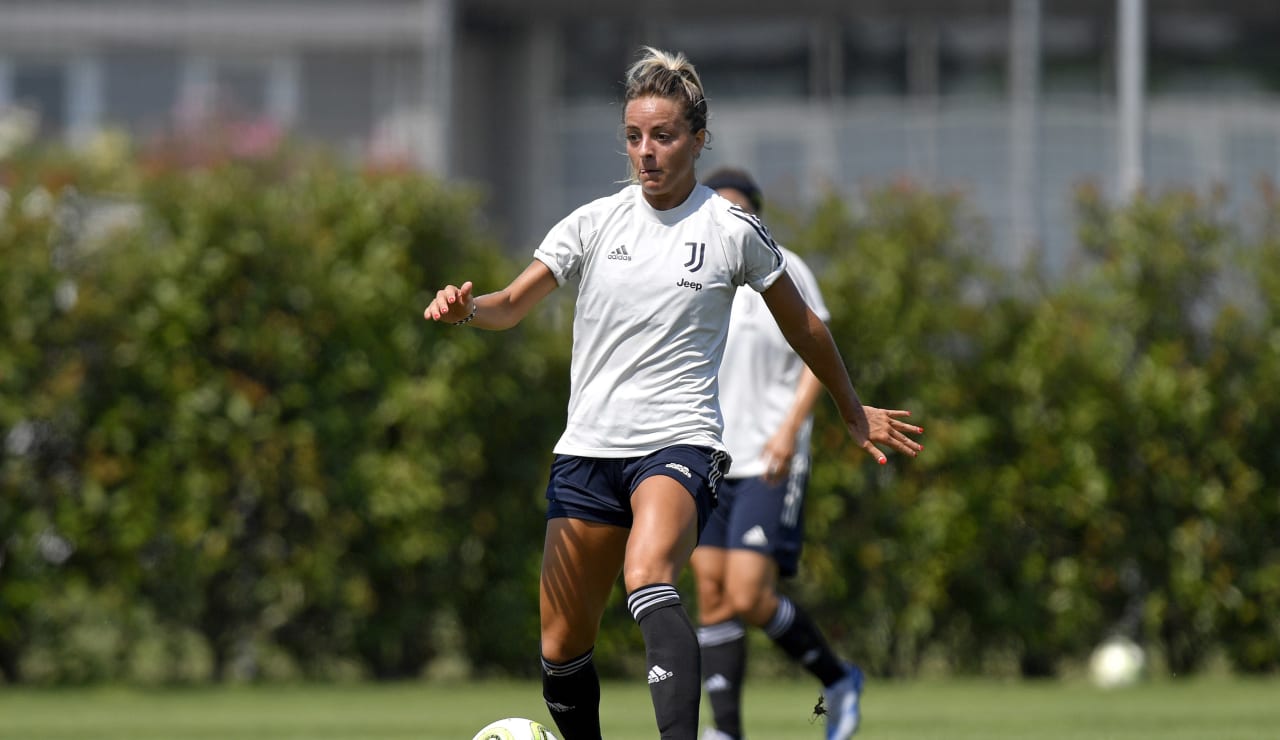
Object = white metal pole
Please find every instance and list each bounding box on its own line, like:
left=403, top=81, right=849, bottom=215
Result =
left=1117, top=0, right=1146, bottom=199
left=1008, top=0, right=1041, bottom=267
left=266, top=54, right=300, bottom=128
left=425, top=0, right=454, bottom=175
left=178, top=53, right=216, bottom=126
left=66, top=54, right=104, bottom=147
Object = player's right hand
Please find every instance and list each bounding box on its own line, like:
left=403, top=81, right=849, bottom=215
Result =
left=425, top=281, right=474, bottom=323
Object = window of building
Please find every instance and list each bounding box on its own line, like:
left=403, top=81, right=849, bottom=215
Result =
left=656, top=21, right=813, bottom=100
left=938, top=18, right=1006, bottom=98
left=12, top=61, right=66, bottom=138
left=562, top=20, right=634, bottom=101
left=843, top=19, right=908, bottom=97
left=299, top=50, right=375, bottom=148
left=1040, top=16, right=1107, bottom=99
left=1149, top=14, right=1276, bottom=95
left=103, top=48, right=180, bottom=139
left=214, top=59, right=270, bottom=119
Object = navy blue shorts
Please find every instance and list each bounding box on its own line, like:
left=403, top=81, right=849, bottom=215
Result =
left=544, top=445, right=730, bottom=534
left=697, top=468, right=809, bottom=578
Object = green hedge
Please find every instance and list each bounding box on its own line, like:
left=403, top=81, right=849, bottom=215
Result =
left=791, top=182, right=1280, bottom=679
left=2, top=151, right=570, bottom=683
left=2, top=149, right=1277, bottom=684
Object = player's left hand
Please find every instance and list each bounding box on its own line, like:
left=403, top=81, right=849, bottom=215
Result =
left=863, top=407, right=923, bottom=458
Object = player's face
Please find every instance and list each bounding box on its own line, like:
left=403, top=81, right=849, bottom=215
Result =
left=624, top=95, right=705, bottom=211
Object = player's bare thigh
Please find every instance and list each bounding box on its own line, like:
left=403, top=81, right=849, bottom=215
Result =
left=540, top=517, right=627, bottom=661
left=624, top=474, right=699, bottom=592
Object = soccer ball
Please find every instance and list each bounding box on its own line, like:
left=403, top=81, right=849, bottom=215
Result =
left=1088, top=635, right=1145, bottom=689
left=470, top=718, right=560, bottom=740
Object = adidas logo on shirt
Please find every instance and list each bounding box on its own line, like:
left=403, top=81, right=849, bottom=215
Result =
left=742, top=525, right=769, bottom=547
left=705, top=673, right=732, bottom=692
left=608, top=244, right=632, bottom=261
left=648, top=665, right=674, bottom=684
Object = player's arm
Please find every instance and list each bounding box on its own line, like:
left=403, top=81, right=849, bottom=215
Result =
left=777, top=365, right=924, bottom=455
left=764, top=365, right=923, bottom=481
left=425, top=260, right=559, bottom=330
left=760, top=272, right=883, bottom=462
left=762, top=274, right=924, bottom=461
left=761, top=365, right=823, bottom=482
left=779, top=365, right=824, bottom=442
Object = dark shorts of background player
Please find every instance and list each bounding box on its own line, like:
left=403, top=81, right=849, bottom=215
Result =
left=544, top=444, right=730, bottom=535
left=697, top=470, right=809, bottom=578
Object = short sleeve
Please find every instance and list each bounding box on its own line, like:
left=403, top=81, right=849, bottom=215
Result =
left=734, top=210, right=787, bottom=292
left=532, top=211, right=586, bottom=286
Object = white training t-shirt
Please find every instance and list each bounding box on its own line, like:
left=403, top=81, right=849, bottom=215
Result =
left=533, top=183, right=786, bottom=457
left=718, top=246, right=831, bottom=479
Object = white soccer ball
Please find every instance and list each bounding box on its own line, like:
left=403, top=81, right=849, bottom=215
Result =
left=470, top=717, right=560, bottom=740
left=1088, top=636, right=1145, bottom=689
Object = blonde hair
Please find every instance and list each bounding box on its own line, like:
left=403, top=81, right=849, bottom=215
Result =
left=623, top=46, right=709, bottom=136
left=621, top=47, right=711, bottom=182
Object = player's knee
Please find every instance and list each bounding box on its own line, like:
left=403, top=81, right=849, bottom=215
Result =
left=541, top=611, right=600, bottom=662
left=540, top=626, right=595, bottom=663
left=696, top=592, right=735, bottom=625
left=728, top=588, right=774, bottom=625
left=622, top=563, right=680, bottom=593
left=695, top=577, right=724, bottom=609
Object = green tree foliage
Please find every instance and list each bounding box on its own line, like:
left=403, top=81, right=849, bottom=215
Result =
left=0, top=182, right=85, bottom=682
left=3, top=148, right=1279, bottom=684
left=786, top=182, right=1280, bottom=679
left=1204, top=184, right=1280, bottom=673
left=787, top=183, right=1035, bottom=677
left=1, top=153, right=570, bottom=683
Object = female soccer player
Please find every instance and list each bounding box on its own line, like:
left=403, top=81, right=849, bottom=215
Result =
left=426, top=47, right=919, bottom=740
left=692, top=168, right=921, bottom=740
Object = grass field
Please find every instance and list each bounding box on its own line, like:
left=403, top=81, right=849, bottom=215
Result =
left=2, top=677, right=1278, bottom=739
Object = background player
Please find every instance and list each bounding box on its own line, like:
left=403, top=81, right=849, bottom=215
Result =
left=691, top=167, right=922, bottom=740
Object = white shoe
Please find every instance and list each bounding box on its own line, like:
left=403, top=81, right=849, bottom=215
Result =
left=823, top=664, right=864, bottom=739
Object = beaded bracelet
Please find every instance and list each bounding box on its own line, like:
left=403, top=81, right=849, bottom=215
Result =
left=451, top=306, right=477, bottom=326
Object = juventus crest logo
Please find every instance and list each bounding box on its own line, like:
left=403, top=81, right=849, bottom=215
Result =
left=683, top=242, right=706, bottom=272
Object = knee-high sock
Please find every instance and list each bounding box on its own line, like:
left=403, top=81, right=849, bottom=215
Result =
left=542, top=649, right=601, bottom=740
left=765, top=595, right=846, bottom=686
left=698, top=619, right=747, bottom=739
left=628, top=583, right=701, bottom=740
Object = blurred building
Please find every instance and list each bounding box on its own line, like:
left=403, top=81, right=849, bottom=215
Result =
left=3, top=1, right=1280, bottom=271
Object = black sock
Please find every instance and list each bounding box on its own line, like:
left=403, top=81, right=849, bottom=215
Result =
left=698, top=620, right=747, bottom=739
left=542, top=650, right=601, bottom=740
left=765, top=596, right=846, bottom=686
left=628, top=583, right=701, bottom=740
